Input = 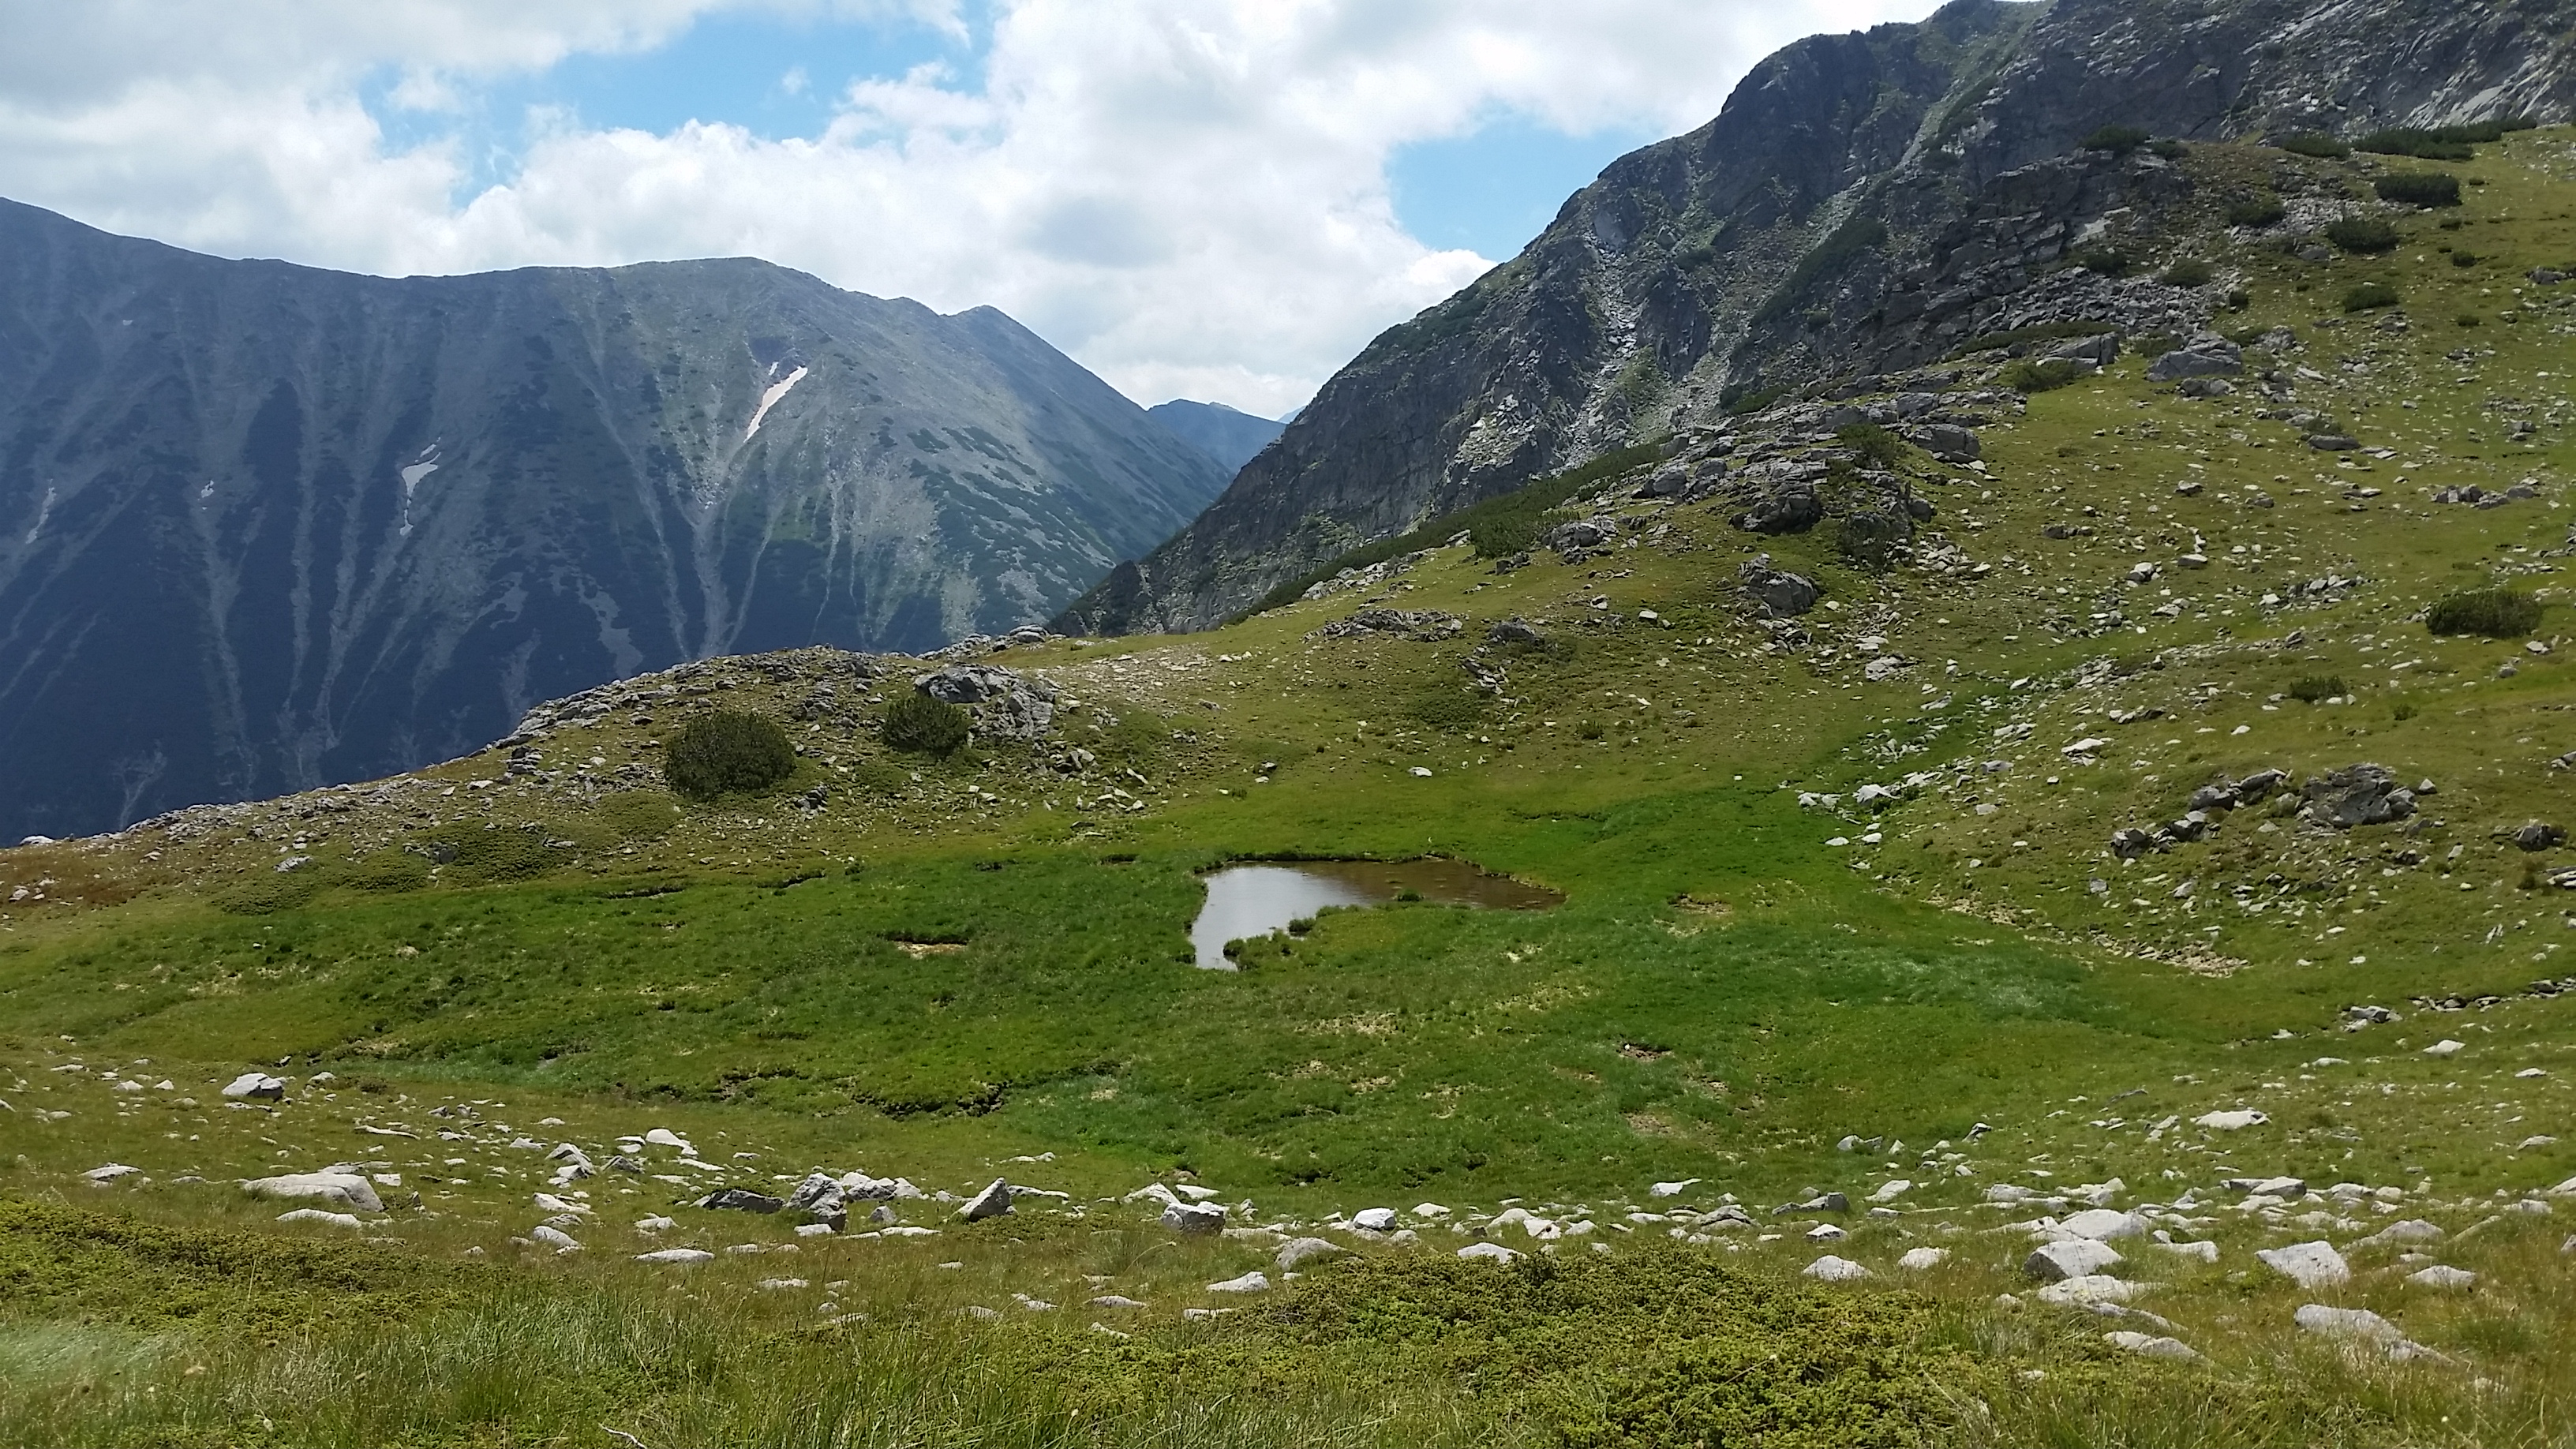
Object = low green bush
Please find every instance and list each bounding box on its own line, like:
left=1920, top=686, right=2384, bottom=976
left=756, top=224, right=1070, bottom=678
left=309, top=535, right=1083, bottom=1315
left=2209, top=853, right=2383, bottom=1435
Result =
left=2074, top=247, right=2134, bottom=276
left=2456, top=313, right=2484, bottom=328
left=882, top=694, right=971, bottom=757
left=2357, top=129, right=2472, bottom=161
left=2001, top=358, right=2090, bottom=394
left=2450, top=249, right=2479, bottom=268
left=2324, top=216, right=2400, bottom=254
left=2374, top=173, right=2462, bottom=208
left=2276, top=132, right=2349, bottom=159
left=2288, top=675, right=2347, bottom=703
left=2158, top=258, right=2215, bottom=288
left=2082, top=124, right=2151, bottom=155
left=2224, top=195, right=2286, bottom=227
left=1833, top=421, right=1911, bottom=470
left=665, top=710, right=799, bottom=795
left=591, top=791, right=680, bottom=841
left=2428, top=587, right=2542, bottom=638
left=2342, top=282, right=2400, bottom=312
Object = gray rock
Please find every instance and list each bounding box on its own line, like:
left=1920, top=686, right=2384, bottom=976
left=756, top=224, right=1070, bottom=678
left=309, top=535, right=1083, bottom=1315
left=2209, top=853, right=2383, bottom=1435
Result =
left=1160, top=1201, right=1226, bottom=1234
left=1739, top=556, right=1821, bottom=618
left=2057, top=1208, right=2145, bottom=1241
left=2104, top=1330, right=2203, bottom=1363
left=2407, top=1265, right=2476, bottom=1290
left=1914, top=423, right=1981, bottom=461
left=2146, top=343, right=2242, bottom=382
left=2027, top=1239, right=2123, bottom=1280
left=2305, top=433, right=2360, bottom=451
left=1206, top=1271, right=1269, bottom=1294
left=1735, top=484, right=1824, bottom=535
left=1803, top=1255, right=1872, bottom=1282
left=636, top=1248, right=715, bottom=1264
left=2234, top=768, right=2289, bottom=803
left=2514, top=822, right=2566, bottom=852
left=915, top=665, right=1061, bottom=742
left=1487, top=617, right=1547, bottom=646
left=2046, top=333, right=2121, bottom=366
left=243, top=1172, right=383, bottom=1213
left=1311, top=608, right=1464, bottom=642
left=1541, top=519, right=1619, bottom=555
left=1352, top=1207, right=1398, bottom=1230
left=1276, top=1236, right=1346, bottom=1270
left=696, top=1188, right=785, bottom=1215
left=957, top=1178, right=1014, bottom=1221
left=2300, top=764, right=2416, bottom=829
left=222, top=1072, right=286, bottom=1101
left=2256, top=1241, right=2349, bottom=1290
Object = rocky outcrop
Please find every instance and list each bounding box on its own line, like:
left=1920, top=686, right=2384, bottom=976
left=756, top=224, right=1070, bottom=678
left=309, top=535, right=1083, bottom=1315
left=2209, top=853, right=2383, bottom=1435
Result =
left=0, top=199, right=1226, bottom=839
left=1064, top=0, right=2576, bottom=635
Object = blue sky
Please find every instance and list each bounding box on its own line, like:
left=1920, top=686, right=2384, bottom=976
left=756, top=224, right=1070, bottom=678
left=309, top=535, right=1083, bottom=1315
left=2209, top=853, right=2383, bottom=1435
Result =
left=0, top=0, right=1932, bottom=414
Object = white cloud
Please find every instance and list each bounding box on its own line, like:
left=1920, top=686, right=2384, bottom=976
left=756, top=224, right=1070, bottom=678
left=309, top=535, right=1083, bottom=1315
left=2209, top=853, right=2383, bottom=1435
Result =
left=0, top=0, right=1934, bottom=415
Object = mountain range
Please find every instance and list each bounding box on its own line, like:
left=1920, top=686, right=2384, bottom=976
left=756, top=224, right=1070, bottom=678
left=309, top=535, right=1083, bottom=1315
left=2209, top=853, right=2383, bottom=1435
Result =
left=1060, top=0, right=2576, bottom=635
left=1144, top=400, right=1287, bottom=475
left=0, top=198, right=1228, bottom=840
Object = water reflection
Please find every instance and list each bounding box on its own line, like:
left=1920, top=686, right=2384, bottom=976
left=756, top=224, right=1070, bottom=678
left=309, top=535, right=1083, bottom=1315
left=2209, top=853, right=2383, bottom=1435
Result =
left=1189, top=859, right=1561, bottom=970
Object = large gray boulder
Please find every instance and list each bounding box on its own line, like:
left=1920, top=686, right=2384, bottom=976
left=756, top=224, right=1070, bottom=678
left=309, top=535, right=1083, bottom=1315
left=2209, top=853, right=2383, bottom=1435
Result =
left=243, top=1172, right=383, bottom=1213
left=1160, top=1200, right=1226, bottom=1234
left=915, top=665, right=1060, bottom=742
left=1739, top=556, right=1821, bottom=618
left=2146, top=341, right=2243, bottom=382
left=2026, top=1239, right=2123, bottom=1280
left=1735, top=484, right=1824, bottom=535
left=957, top=1178, right=1014, bottom=1221
left=2300, top=764, right=2416, bottom=829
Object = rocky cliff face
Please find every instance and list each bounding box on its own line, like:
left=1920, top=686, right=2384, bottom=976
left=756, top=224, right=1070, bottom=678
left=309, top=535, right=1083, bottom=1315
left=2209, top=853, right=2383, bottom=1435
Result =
left=0, top=200, right=1228, bottom=839
left=1062, top=0, right=2576, bottom=635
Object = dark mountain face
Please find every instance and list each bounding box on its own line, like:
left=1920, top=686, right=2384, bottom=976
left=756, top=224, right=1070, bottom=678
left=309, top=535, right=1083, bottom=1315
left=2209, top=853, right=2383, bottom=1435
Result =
left=0, top=200, right=1228, bottom=839
left=1145, top=400, right=1288, bottom=474
left=1061, top=0, right=2576, bottom=636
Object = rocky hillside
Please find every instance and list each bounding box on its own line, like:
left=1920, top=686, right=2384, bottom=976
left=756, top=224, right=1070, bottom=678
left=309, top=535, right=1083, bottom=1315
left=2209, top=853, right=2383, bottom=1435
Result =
left=1145, top=400, right=1286, bottom=474
left=0, top=200, right=1228, bottom=840
left=1064, top=0, right=2576, bottom=635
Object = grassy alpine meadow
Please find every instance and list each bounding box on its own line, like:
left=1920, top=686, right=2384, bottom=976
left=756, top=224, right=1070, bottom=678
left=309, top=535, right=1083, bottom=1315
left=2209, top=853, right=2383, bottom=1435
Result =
left=9, top=131, right=2576, bottom=1445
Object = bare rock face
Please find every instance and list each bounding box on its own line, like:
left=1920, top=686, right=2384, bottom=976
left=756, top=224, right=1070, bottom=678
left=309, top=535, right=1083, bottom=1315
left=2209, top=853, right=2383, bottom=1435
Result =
left=1062, top=0, right=2576, bottom=636
left=915, top=665, right=1061, bottom=743
left=2301, top=764, right=2417, bottom=829
left=0, top=198, right=1228, bottom=841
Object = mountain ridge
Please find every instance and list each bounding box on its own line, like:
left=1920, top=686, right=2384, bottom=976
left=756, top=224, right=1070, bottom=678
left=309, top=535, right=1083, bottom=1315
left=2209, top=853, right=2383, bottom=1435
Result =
left=0, top=197, right=1227, bottom=839
left=1061, top=0, right=2576, bottom=636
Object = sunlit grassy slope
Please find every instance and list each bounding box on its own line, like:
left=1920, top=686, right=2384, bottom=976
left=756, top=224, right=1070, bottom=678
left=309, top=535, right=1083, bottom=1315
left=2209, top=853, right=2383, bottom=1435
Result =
left=7, top=131, right=2576, bottom=1446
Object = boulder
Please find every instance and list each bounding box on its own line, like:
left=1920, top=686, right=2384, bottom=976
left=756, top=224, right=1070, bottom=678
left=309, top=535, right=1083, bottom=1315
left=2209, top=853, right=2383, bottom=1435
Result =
left=1739, top=556, right=1821, bottom=618
left=275, top=1208, right=363, bottom=1229
left=531, top=1225, right=582, bottom=1252
left=2234, top=768, right=2289, bottom=803
left=1898, top=1247, right=1949, bottom=1270
left=1312, top=608, right=1464, bottom=642
left=2193, top=1109, right=2267, bottom=1131
left=1487, top=618, right=1547, bottom=646
left=2299, top=764, right=2415, bottom=829
left=2046, top=333, right=2121, bottom=366
left=636, top=1248, right=715, bottom=1264
left=2293, top=1303, right=2441, bottom=1360
left=2027, top=1239, right=2124, bottom=1280
left=2153, top=1240, right=2220, bottom=1264
left=696, top=1189, right=785, bottom=1214
left=1803, top=1255, right=1872, bottom=1282
left=2145, top=342, right=2243, bottom=382
left=244, top=1172, right=383, bottom=1214
left=2038, top=1275, right=2144, bottom=1306
left=1161, top=1201, right=1226, bottom=1234
left=957, top=1178, right=1014, bottom=1221
left=1455, top=1241, right=1522, bottom=1264
left=2104, top=1331, right=2203, bottom=1363
left=2407, top=1265, right=2476, bottom=1290
left=1913, top=423, right=1981, bottom=462
left=2256, top=1241, right=2349, bottom=1290
left=914, top=665, right=1061, bottom=741
left=1276, top=1236, right=1346, bottom=1271
left=1734, top=484, right=1824, bottom=535
left=2514, top=822, right=2566, bottom=852
left=222, top=1072, right=286, bottom=1101
left=643, top=1128, right=695, bottom=1152
left=1540, top=519, right=1619, bottom=555
left=1351, top=1207, right=1398, bottom=1231
left=2057, top=1208, right=2147, bottom=1241
left=1206, top=1271, right=1269, bottom=1294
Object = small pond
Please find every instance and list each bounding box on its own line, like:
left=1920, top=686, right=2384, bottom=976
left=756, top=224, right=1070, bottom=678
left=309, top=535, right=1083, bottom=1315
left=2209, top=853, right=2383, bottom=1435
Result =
left=1189, top=859, right=1562, bottom=970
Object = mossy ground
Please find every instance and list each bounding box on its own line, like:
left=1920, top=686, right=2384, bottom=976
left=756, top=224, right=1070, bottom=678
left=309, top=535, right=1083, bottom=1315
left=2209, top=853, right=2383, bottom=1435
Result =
left=8, top=130, right=2576, bottom=1445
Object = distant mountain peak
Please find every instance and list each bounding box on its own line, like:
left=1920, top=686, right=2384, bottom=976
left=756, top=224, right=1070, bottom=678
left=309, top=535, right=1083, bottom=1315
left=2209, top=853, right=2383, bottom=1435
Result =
left=1144, top=399, right=1287, bottom=476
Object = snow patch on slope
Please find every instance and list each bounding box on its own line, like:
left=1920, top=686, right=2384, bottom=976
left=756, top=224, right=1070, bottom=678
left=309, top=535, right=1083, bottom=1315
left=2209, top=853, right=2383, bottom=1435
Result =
left=746, top=366, right=809, bottom=442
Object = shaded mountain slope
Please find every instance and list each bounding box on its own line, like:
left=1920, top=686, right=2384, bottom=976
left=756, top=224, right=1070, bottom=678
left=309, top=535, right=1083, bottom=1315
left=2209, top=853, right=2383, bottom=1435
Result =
left=0, top=200, right=1227, bottom=837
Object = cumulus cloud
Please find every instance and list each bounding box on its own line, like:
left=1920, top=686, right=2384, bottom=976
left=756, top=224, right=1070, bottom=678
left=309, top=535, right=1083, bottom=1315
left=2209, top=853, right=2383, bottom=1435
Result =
left=0, top=0, right=1932, bottom=414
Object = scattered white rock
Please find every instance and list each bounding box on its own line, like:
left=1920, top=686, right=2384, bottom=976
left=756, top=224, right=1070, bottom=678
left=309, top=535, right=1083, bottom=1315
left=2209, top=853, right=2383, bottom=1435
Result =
left=636, top=1249, right=714, bottom=1264
left=1803, top=1255, right=1870, bottom=1282
left=957, top=1178, right=1013, bottom=1221
left=1456, top=1241, right=1523, bottom=1264
left=2408, top=1265, right=2477, bottom=1290
left=1161, top=1201, right=1226, bottom=1234
left=2151, top=1240, right=2220, bottom=1264
left=222, top=1073, right=286, bottom=1101
left=1412, top=1203, right=1451, bottom=1219
left=275, top=1208, right=363, bottom=1229
left=531, top=1225, right=581, bottom=1252
left=2038, top=1275, right=2147, bottom=1306
left=643, top=1129, right=695, bottom=1151
left=1898, top=1247, right=1950, bottom=1271
left=1806, top=1222, right=1848, bottom=1241
left=2026, top=1239, right=2123, bottom=1280
left=1276, top=1237, right=1345, bottom=1271
left=2192, top=1110, right=2267, bottom=1131
left=1089, top=1294, right=1149, bottom=1309
left=635, top=1215, right=676, bottom=1233
left=1869, top=1180, right=1912, bottom=1204
left=2294, top=1303, right=2438, bottom=1360
left=82, top=1163, right=139, bottom=1182
left=1649, top=1179, right=1700, bottom=1198
left=2256, top=1241, right=2349, bottom=1290
left=243, top=1172, right=383, bottom=1214
left=2104, top=1331, right=2204, bottom=1363
left=1352, top=1207, right=1398, bottom=1230
left=2423, top=1039, right=2465, bottom=1058
left=2057, top=1208, right=2147, bottom=1241
left=1206, top=1271, right=1269, bottom=1294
